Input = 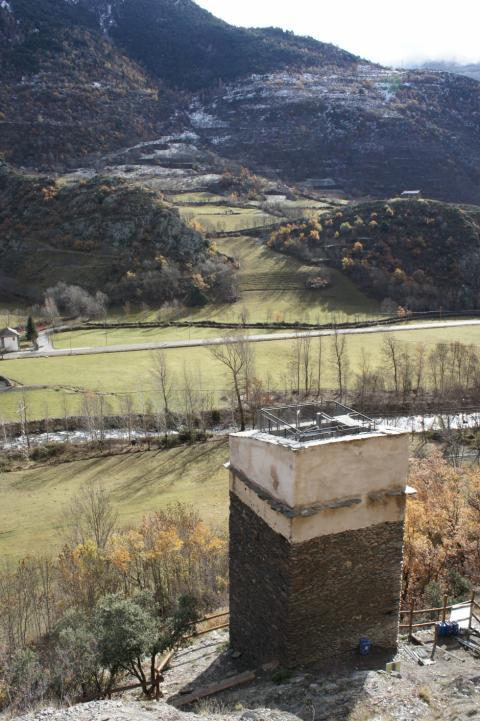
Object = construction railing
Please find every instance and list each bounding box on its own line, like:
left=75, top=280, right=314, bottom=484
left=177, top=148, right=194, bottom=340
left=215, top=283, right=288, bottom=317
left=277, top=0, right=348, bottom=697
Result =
left=400, top=592, right=478, bottom=640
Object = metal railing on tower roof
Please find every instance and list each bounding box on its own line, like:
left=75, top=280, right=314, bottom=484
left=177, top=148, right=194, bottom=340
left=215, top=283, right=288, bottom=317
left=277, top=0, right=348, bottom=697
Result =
left=258, top=401, right=376, bottom=442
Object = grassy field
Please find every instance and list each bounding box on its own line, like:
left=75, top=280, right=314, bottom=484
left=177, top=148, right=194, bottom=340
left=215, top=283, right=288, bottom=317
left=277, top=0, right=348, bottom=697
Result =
left=0, top=439, right=230, bottom=561
left=54, top=233, right=379, bottom=333
left=178, top=205, right=279, bottom=233
left=0, top=305, right=29, bottom=329
left=3, top=198, right=480, bottom=422
left=3, top=324, right=480, bottom=421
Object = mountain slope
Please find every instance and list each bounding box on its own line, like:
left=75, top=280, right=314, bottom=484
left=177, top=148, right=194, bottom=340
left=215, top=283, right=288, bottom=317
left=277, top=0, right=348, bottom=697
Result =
left=416, top=61, right=480, bottom=83
left=0, top=0, right=170, bottom=167
left=72, top=0, right=359, bottom=90
left=0, top=163, right=235, bottom=305
left=185, top=66, right=480, bottom=203
left=1, top=0, right=480, bottom=204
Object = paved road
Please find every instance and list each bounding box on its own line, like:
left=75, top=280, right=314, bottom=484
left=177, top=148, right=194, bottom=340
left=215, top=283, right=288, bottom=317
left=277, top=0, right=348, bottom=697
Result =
left=4, top=318, right=480, bottom=361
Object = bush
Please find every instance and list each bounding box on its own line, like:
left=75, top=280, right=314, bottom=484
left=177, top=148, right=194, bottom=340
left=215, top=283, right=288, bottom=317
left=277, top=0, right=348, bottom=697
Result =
left=44, top=283, right=109, bottom=319
left=2, top=649, right=48, bottom=712
left=448, top=570, right=471, bottom=601
left=186, top=285, right=208, bottom=307
left=424, top=580, right=443, bottom=610
left=30, top=444, right=62, bottom=461
left=94, top=595, right=157, bottom=693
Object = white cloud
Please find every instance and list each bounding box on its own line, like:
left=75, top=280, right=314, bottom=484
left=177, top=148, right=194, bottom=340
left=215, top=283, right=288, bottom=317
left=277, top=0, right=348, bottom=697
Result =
left=196, top=0, right=480, bottom=66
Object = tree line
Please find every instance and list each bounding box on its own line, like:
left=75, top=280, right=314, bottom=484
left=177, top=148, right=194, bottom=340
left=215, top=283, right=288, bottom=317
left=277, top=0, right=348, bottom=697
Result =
left=4, top=335, right=480, bottom=456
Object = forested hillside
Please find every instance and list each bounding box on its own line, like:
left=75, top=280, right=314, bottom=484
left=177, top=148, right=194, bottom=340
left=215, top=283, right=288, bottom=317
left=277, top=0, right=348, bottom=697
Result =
left=268, top=199, right=480, bottom=311
left=0, top=0, right=480, bottom=203
left=0, top=164, right=235, bottom=305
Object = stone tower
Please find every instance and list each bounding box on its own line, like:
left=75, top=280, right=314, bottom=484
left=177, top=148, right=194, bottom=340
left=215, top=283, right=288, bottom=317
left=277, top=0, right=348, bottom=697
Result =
left=228, top=403, right=412, bottom=667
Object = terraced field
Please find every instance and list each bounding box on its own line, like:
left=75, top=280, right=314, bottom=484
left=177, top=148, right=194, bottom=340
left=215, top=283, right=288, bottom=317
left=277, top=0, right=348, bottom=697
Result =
left=178, top=204, right=277, bottom=233
left=215, top=234, right=376, bottom=321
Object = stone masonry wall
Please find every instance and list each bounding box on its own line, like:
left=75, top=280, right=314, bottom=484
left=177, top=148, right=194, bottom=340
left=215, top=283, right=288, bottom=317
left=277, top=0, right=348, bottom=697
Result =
left=229, top=492, right=405, bottom=668
left=229, top=492, right=290, bottom=665
left=287, top=519, right=405, bottom=667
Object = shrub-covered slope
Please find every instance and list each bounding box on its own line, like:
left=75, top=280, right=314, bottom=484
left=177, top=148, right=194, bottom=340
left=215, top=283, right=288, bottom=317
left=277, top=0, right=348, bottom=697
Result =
left=1, top=0, right=480, bottom=203
left=268, top=199, right=480, bottom=311
left=0, top=164, right=235, bottom=305
left=71, top=0, right=359, bottom=90
left=0, top=0, right=171, bottom=168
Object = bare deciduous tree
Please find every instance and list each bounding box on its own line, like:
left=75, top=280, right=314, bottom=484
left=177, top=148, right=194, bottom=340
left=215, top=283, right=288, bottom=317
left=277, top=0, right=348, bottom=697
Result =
left=151, top=351, right=175, bottom=437
left=330, top=330, right=349, bottom=400
left=66, top=481, right=118, bottom=550
left=382, top=335, right=400, bottom=394
left=209, top=336, right=255, bottom=431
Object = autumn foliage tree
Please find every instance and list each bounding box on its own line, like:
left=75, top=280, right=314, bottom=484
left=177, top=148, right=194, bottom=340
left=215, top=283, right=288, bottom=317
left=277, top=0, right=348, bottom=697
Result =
left=403, top=452, right=480, bottom=606
left=0, top=489, right=227, bottom=712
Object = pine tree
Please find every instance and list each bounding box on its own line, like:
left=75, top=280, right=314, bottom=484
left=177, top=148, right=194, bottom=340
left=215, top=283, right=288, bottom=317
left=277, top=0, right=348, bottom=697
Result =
left=25, top=316, right=38, bottom=344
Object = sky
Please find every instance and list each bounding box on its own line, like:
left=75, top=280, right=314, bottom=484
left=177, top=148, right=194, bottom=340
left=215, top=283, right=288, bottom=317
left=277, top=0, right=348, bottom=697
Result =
left=195, top=0, right=480, bottom=67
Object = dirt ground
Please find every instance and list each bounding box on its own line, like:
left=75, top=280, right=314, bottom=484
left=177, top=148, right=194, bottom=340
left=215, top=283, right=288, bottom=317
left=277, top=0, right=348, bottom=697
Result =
left=11, top=627, right=480, bottom=721
left=158, top=626, right=480, bottom=721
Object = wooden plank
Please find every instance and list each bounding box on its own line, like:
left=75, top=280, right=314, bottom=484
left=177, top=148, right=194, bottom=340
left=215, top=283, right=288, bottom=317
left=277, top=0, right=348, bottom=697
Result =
left=410, top=634, right=424, bottom=646
left=458, top=638, right=480, bottom=656
left=175, top=670, right=256, bottom=707
left=472, top=613, right=480, bottom=624
left=400, top=620, right=437, bottom=629
left=156, top=649, right=175, bottom=674
left=184, top=622, right=229, bottom=640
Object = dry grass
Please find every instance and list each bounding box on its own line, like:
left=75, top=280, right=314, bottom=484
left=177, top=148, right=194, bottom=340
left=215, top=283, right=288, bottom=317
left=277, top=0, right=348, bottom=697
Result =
left=0, top=439, right=229, bottom=561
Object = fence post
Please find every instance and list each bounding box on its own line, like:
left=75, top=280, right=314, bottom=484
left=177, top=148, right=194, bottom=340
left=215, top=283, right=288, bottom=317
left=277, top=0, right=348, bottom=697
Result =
left=441, top=594, right=448, bottom=623
left=468, top=590, right=476, bottom=636
left=154, top=671, right=162, bottom=700
left=408, top=600, right=414, bottom=642
left=431, top=623, right=439, bottom=660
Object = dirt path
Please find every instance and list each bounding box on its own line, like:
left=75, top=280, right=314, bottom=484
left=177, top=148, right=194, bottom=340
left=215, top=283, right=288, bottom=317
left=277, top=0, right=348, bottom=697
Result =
left=5, top=319, right=480, bottom=361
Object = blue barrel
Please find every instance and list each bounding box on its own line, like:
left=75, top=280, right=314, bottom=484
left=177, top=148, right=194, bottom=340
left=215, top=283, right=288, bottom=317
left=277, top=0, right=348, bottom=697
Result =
left=359, top=637, right=372, bottom=655
left=436, top=621, right=460, bottom=637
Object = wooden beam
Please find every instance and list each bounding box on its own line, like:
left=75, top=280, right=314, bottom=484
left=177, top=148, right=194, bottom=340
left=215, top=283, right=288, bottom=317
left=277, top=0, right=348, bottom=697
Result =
left=441, top=595, right=448, bottom=623
left=186, top=610, right=229, bottom=628
left=408, top=600, right=414, bottom=642
left=175, top=670, right=256, bottom=707
left=156, top=649, right=175, bottom=674
left=184, top=622, right=229, bottom=640
left=400, top=605, right=458, bottom=616
left=400, top=620, right=437, bottom=629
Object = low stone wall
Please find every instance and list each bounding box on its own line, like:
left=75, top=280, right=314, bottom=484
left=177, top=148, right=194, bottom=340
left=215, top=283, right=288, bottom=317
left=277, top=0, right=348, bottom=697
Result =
left=229, top=493, right=404, bottom=667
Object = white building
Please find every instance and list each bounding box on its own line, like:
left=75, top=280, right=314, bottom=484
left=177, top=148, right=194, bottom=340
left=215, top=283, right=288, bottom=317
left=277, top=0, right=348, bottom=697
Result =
left=400, top=189, right=422, bottom=198
left=0, top=327, right=20, bottom=353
